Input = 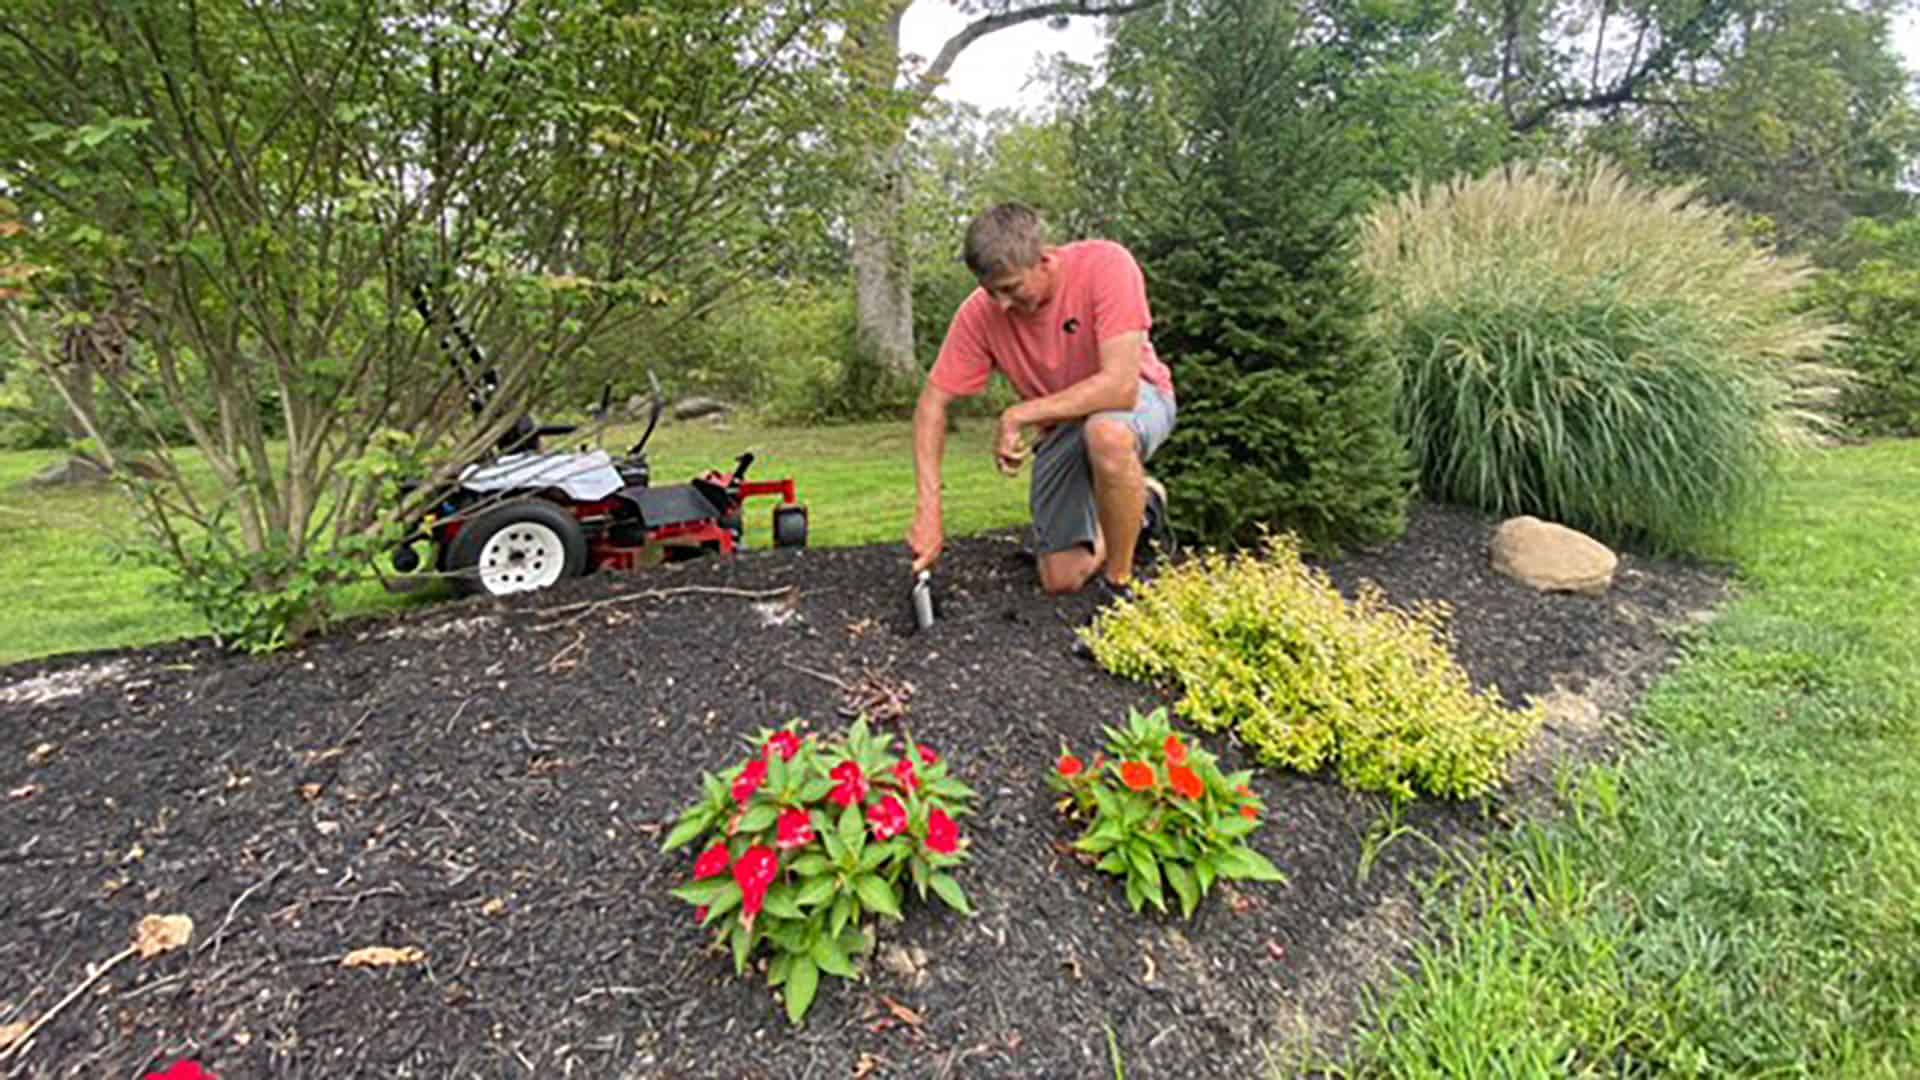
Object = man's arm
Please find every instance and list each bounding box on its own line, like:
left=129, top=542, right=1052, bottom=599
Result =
left=907, top=381, right=957, bottom=572
left=1006, top=332, right=1144, bottom=429
left=993, top=332, right=1144, bottom=469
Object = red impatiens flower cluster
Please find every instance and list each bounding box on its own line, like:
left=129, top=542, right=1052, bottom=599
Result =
left=765, top=730, right=801, bottom=762
left=733, top=845, right=778, bottom=920
left=776, top=808, right=815, bottom=850
left=925, top=807, right=959, bottom=855
left=732, top=758, right=768, bottom=806
left=695, top=844, right=730, bottom=880
left=869, top=795, right=908, bottom=841
left=1120, top=761, right=1156, bottom=791
left=829, top=760, right=868, bottom=807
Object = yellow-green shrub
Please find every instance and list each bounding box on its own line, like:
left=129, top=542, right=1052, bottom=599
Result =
left=1083, top=536, right=1541, bottom=800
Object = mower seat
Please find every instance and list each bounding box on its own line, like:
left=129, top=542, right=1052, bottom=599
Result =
left=624, top=483, right=731, bottom=529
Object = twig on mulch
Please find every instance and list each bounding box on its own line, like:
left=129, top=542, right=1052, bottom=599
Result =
left=530, top=584, right=796, bottom=630
left=781, top=661, right=916, bottom=724
left=0, top=951, right=133, bottom=1065
left=197, top=863, right=288, bottom=962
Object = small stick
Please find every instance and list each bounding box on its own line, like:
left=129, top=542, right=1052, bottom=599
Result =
left=531, top=584, right=794, bottom=629
left=0, top=947, right=135, bottom=1064
left=198, top=864, right=288, bottom=961
left=781, top=660, right=850, bottom=691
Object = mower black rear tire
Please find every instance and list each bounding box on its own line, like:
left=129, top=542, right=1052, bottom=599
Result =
left=447, top=498, right=588, bottom=597
left=773, top=505, right=809, bottom=548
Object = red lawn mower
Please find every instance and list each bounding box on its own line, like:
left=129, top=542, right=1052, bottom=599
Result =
left=389, top=289, right=808, bottom=597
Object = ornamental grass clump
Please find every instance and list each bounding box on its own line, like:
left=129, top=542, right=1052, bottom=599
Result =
left=662, top=718, right=976, bottom=1024
left=1358, top=161, right=1847, bottom=554
left=1050, top=707, right=1284, bottom=917
left=1082, top=536, right=1541, bottom=801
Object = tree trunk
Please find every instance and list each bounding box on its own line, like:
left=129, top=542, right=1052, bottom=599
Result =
left=851, top=3, right=919, bottom=380
left=852, top=137, right=918, bottom=379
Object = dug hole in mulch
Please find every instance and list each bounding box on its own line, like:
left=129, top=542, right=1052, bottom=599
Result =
left=0, top=504, right=1726, bottom=1078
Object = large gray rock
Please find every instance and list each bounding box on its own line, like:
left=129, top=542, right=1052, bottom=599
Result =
left=28, top=455, right=111, bottom=487
left=671, top=396, right=732, bottom=421
left=1489, top=516, right=1618, bottom=596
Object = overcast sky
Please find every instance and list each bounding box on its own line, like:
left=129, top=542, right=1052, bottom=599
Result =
left=903, top=6, right=1920, bottom=116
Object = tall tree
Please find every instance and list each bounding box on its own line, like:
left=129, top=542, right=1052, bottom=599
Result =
left=849, top=0, right=1156, bottom=381
left=0, top=0, right=885, bottom=647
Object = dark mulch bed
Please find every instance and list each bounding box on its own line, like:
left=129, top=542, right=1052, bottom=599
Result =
left=0, top=505, right=1725, bottom=1078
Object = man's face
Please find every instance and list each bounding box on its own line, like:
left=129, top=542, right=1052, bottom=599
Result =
left=981, top=253, right=1055, bottom=315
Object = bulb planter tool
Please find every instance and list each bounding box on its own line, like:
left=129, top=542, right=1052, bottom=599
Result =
left=911, top=570, right=935, bottom=630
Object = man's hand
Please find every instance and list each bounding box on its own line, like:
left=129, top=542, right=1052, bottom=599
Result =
left=995, top=405, right=1030, bottom=476
left=907, top=509, right=944, bottom=573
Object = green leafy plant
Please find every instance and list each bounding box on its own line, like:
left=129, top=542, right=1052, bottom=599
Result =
left=1358, top=161, right=1848, bottom=554
left=1050, top=707, right=1283, bottom=917
left=1083, top=536, right=1542, bottom=801
left=1802, top=215, right=1920, bottom=438
left=662, top=718, right=976, bottom=1024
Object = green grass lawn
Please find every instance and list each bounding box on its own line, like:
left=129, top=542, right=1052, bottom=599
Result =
left=0, top=416, right=1030, bottom=667
left=1333, top=439, right=1920, bottom=1077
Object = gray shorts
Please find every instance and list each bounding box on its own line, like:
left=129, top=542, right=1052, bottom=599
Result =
left=1030, top=380, right=1176, bottom=555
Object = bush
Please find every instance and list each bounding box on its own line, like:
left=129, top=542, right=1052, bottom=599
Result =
left=1359, top=162, right=1848, bottom=553
left=1148, top=232, right=1414, bottom=552
left=1802, top=215, right=1920, bottom=437
left=662, top=718, right=975, bottom=1024
left=1049, top=707, right=1284, bottom=917
left=1082, top=535, right=1541, bottom=801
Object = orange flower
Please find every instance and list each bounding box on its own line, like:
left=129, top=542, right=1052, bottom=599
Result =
left=1163, top=735, right=1188, bottom=767
left=1235, top=785, right=1253, bottom=798
left=1240, top=804, right=1259, bottom=820
left=1058, top=754, right=1084, bottom=778
left=1120, top=761, right=1156, bottom=791
left=1168, top=764, right=1203, bottom=801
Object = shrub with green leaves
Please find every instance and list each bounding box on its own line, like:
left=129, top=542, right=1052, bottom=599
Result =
left=662, top=719, right=975, bottom=1024
left=1049, top=707, right=1284, bottom=918
left=1082, top=536, right=1541, bottom=800
left=1802, top=215, right=1920, bottom=437
left=1358, top=162, right=1847, bottom=554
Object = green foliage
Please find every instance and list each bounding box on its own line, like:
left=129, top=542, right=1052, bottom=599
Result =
left=1338, top=440, right=1920, bottom=1076
left=1059, top=0, right=1508, bottom=551
left=1359, top=162, right=1848, bottom=553
left=1083, top=536, right=1542, bottom=801
left=0, top=0, right=890, bottom=648
left=663, top=718, right=975, bottom=1025
left=1049, top=707, right=1283, bottom=918
left=1801, top=216, right=1920, bottom=437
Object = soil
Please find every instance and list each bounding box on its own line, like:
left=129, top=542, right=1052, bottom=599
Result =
left=0, top=504, right=1726, bottom=1079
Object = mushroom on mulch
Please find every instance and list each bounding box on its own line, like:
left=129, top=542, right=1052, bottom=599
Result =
left=0, top=505, right=1723, bottom=1077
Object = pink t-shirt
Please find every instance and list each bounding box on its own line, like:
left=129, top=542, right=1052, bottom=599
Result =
left=929, top=239, right=1175, bottom=403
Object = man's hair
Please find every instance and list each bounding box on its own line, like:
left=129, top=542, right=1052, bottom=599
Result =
left=963, top=203, right=1048, bottom=280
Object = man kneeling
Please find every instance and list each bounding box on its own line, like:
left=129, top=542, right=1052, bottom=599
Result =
left=905, top=203, right=1175, bottom=596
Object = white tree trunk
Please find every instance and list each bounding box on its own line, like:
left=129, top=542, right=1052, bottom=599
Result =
left=852, top=138, right=918, bottom=379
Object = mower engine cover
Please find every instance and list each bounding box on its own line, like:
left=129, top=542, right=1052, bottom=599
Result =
left=459, top=450, right=623, bottom=501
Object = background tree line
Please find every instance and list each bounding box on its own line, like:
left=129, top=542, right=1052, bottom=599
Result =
left=1, top=0, right=1916, bottom=647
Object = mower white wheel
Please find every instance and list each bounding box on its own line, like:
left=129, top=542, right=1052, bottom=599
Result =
left=447, top=499, right=589, bottom=597
left=477, top=522, right=570, bottom=594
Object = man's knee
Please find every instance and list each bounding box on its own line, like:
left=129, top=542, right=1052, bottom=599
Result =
left=1084, top=417, right=1138, bottom=472
left=1038, top=547, right=1098, bottom=594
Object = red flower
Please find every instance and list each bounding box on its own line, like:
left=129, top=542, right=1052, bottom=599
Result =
left=731, top=759, right=768, bottom=806
left=1120, top=761, right=1156, bottom=791
left=925, top=807, right=960, bottom=855
left=869, top=795, right=908, bottom=841
left=694, top=905, right=709, bottom=923
left=764, top=731, right=801, bottom=762
left=1164, top=735, right=1188, bottom=767
left=1057, top=754, right=1084, bottom=778
left=892, top=756, right=920, bottom=792
left=917, top=745, right=939, bottom=766
left=733, top=845, right=777, bottom=921
left=1168, top=764, right=1204, bottom=801
left=1235, top=785, right=1254, bottom=798
left=776, top=808, right=815, bottom=850
left=145, top=1064, right=216, bottom=1080
left=1240, top=804, right=1260, bottom=821
left=829, top=761, right=868, bottom=807
left=694, top=844, right=730, bottom=880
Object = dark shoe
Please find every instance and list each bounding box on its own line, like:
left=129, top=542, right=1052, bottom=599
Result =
left=1139, top=476, right=1177, bottom=565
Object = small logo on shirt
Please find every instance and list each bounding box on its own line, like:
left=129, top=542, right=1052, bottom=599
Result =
left=1062, top=318, right=1080, bottom=335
